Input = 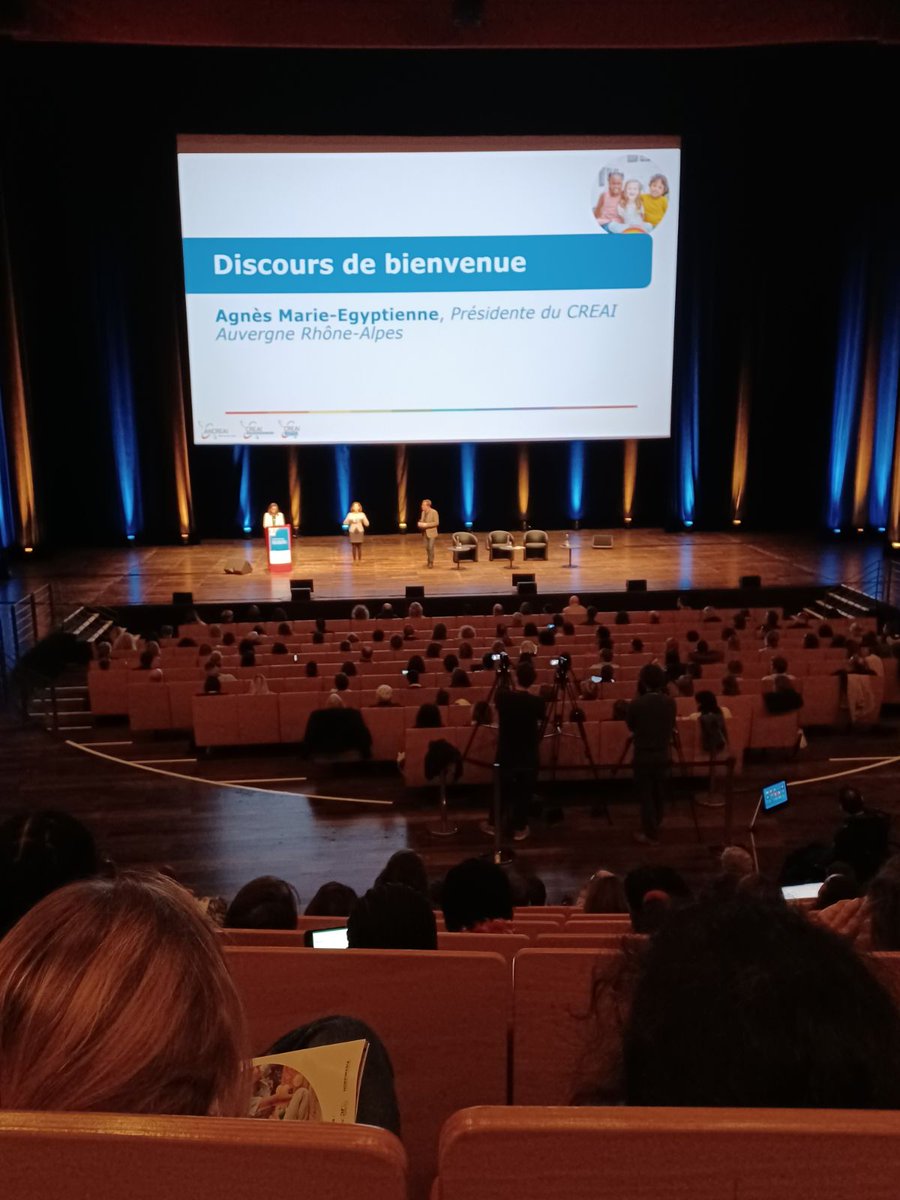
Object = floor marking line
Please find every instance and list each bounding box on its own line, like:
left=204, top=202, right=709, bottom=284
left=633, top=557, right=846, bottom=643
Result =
left=788, top=756, right=900, bottom=788
left=79, top=740, right=134, bottom=746
left=132, top=757, right=198, bottom=764
left=218, top=775, right=309, bottom=784
left=64, top=742, right=393, bottom=805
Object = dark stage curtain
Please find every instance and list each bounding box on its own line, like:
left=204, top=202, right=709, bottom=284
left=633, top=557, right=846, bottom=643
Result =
left=0, top=42, right=896, bottom=548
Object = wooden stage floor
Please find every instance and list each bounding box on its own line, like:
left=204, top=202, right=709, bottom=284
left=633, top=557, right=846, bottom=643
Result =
left=1, top=529, right=884, bottom=610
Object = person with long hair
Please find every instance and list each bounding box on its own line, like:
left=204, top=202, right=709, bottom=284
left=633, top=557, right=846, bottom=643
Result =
left=0, top=874, right=400, bottom=1130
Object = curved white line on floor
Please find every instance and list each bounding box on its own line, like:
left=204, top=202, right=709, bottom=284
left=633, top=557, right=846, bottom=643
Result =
left=787, top=755, right=900, bottom=788
left=64, top=741, right=393, bottom=806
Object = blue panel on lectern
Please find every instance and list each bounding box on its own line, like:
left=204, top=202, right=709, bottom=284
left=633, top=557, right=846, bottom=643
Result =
left=269, top=527, right=290, bottom=552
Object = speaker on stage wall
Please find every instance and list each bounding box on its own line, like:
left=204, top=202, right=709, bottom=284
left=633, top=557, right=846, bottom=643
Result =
left=291, top=578, right=314, bottom=593
left=592, top=535, right=614, bottom=549
left=512, top=573, right=535, bottom=586
left=740, top=574, right=762, bottom=589
left=172, top=591, right=193, bottom=606
left=405, top=585, right=425, bottom=599
left=517, top=581, right=537, bottom=596
left=626, top=579, right=647, bottom=592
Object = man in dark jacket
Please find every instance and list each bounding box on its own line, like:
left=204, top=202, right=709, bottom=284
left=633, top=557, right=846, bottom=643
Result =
left=627, top=663, right=677, bottom=845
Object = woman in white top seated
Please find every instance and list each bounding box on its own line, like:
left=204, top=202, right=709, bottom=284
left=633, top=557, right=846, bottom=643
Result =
left=262, top=501, right=285, bottom=529
left=344, top=500, right=370, bottom=562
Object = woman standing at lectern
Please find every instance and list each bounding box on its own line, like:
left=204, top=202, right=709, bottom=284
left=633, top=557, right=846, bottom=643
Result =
left=263, top=502, right=285, bottom=529
left=344, top=500, right=370, bottom=562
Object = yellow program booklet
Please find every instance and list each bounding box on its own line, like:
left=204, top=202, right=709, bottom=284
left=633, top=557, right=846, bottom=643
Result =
left=248, top=1039, right=368, bottom=1123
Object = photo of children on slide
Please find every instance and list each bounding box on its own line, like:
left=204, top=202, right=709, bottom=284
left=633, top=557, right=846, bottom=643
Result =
left=593, top=156, right=670, bottom=234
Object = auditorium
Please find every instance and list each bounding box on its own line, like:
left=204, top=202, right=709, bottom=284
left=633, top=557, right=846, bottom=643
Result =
left=2, top=1, right=900, bottom=1196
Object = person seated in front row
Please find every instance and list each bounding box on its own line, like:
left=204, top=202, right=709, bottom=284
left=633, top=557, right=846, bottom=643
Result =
left=0, top=874, right=400, bottom=1132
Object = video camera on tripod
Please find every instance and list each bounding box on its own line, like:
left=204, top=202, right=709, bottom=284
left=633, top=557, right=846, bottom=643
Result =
left=549, top=653, right=571, bottom=681
left=491, top=650, right=513, bottom=687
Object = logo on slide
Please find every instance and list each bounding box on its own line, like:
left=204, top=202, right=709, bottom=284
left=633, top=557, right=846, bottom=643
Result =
left=242, top=420, right=275, bottom=440
left=593, top=155, right=671, bottom=236
left=279, top=420, right=301, bottom=439
left=199, top=422, right=233, bottom=441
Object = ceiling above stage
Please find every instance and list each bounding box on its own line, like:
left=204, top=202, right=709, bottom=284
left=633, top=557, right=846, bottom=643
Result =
left=1, top=0, right=899, bottom=50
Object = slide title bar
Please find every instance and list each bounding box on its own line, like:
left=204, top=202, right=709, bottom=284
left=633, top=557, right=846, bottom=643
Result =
left=182, top=235, right=652, bottom=294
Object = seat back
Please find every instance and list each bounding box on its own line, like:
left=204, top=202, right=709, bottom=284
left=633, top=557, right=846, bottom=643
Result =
left=437, top=932, right=529, bottom=964
left=433, top=1105, right=900, bottom=1200
left=512, top=949, right=625, bottom=1105
left=226, top=947, right=509, bottom=1200
left=524, top=530, right=548, bottom=544
left=0, top=1110, right=406, bottom=1200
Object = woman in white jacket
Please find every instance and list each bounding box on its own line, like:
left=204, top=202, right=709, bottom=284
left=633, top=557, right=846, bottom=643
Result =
left=344, top=500, right=370, bottom=562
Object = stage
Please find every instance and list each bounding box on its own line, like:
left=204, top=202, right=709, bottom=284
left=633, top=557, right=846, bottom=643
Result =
left=0, top=529, right=885, bottom=612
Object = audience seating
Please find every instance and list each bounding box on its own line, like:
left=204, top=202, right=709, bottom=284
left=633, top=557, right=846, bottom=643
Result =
left=512, top=949, right=621, bottom=1105
left=432, top=1105, right=900, bottom=1200
left=0, top=1110, right=407, bottom=1200
left=436, top=933, right=529, bottom=963
left=225, top=947, right=509, bottom=1200
left=94, top=611, right=876, bottom=772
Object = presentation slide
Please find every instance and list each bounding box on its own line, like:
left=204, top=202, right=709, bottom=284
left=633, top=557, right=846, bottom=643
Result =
left=177, top=136, right=681, bottom=446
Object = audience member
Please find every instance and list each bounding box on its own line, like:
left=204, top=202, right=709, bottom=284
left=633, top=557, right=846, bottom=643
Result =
left=348, top=884, right=437, bottom=950
left=375, top=849, right=429, bottom=895
left=224, top=875, right=299, bottom=930
left=441, top=858, right=513, bottom=931
left=0, top=811, right=101, bottom=937
left=581, top=869, right=629, bottom=914
left=830, top=786, right=890, bottom=883
left=304, top=881, right=358, bottom=917
left=415, top=703, right=442, bottom=728
left=375, top=684, right=397, bottom=707
left=0, top=874, right=248, bottom=1114
left=623, top=864, right=691, bottom=933
left=617, top=897, right=900, bottom=1109
left=627, top=664, right=677, bottom=845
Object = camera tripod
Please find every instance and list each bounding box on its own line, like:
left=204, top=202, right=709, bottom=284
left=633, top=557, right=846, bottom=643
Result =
left=539, top=659, right=611, bottom=823
left=459, top=659, right=516, bottom=863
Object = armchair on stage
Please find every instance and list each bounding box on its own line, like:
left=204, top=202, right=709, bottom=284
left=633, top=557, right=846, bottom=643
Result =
left=486, top=530, right=515, bottom=561
left=523, top=529, right=549, bottom=560
left=452, top=531, right=479, bottom=568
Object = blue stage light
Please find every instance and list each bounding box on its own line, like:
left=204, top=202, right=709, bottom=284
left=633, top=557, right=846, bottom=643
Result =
left=335, top=445, right=351, bottom=524
left=684, top=520, right=694, bottom=528
left=460, top=444, right=476, bottom=526
left=827, top=250, right=866, bottom=531
left=233, top=446, right=252, bottom=534
left=126, top=533, right=135, bottom=541
left=569, top=442, right=585, bottom=522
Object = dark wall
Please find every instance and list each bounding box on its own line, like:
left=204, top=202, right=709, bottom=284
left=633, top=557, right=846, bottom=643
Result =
left=0, top=41, right=892, bottom=543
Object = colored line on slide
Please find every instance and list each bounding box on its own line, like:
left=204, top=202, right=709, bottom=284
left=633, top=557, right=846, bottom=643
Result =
left=225, top=404, right=638, bottom=415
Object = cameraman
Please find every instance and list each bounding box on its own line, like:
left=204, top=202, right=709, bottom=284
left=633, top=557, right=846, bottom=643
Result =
left=481, top=660, right=544, bottom=843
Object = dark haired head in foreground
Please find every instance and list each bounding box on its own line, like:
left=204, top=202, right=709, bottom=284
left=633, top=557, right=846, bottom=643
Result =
left=376, top=849, right=429, bottom=895
left=441, top=858, right=513, bottom=931
left=0, top=811, right=101, bottom=937
left=224, top=875, right=299, bottom=930
left=348, top=883, right=437, bottom=950
left=621, top=898, right=900, bottom=1108
left=304, top=881, right=358, bottom=917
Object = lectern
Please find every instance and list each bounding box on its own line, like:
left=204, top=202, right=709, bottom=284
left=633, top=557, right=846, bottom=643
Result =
left=266, top=525, right=292, bottom=573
